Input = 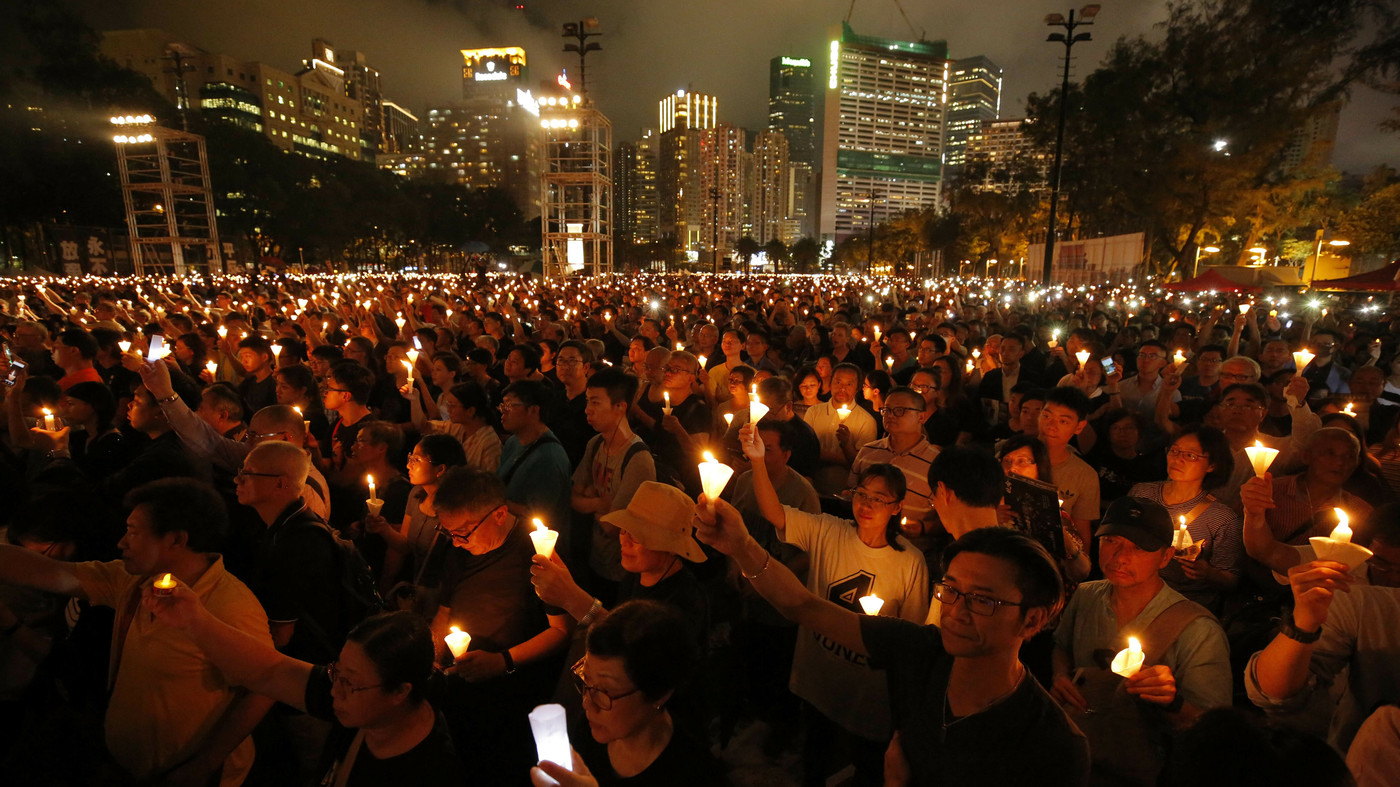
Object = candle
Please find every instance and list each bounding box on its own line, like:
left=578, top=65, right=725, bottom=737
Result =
left=529, top=518, right=558, bottom=559
left=1111, top=637, right=1145, bottom=678
left=153, top=572, right=177, bottom=597
left=1172, top=517, right=1191, bottom=550
left=1075, top=350, right=1090, bottom=367
left=205, top=360, right=217, bottom=376
left=859, top=594, right=884, bottom=616
left=872, top=325, right=881, bottom=344
left=1308, top=508, right=1373, bottom=570
left=662, top=391, right=672, bottom=415
left=402, top=359, right=414, bottom=384
left=367, top=474, right=378, bottom=503
left=723, top=412, right=734, bottom=428
left=217, top=326, right=227, bottom=339
left=885, top=356, right=894, bottom=370
left=119, top=340, right=131, bottom=353
left=836, top=404, right=851, bottom=422
left=445, top=626, right=472, bottom=659
left=528, top=703, right=573, bottom=771
left=1243, top=441, right=1279, bottom=477
left=1292, top=349, right=1315, bottom=371
left=1239, top=303, right=1251, bottom=315
left=407, top=347, right=419, bottom=373
left=1173, top=349, right=1187, bottom=366
left=698, top=355, right=707, bottom=368
left=698, top=451, right=735, bottom=513
left=42, top=407, right=56, bottom=430
left=271, top=344, right=282, bottom=359
left=965, top=358, right=975, bottom=374
left=1342, top=401, right=1355, bottom=416
left=749, top=399, right=770, bottom=424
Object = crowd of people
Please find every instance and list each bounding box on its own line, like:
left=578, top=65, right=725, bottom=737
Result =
left=0, top=270, right=1397, bottom=786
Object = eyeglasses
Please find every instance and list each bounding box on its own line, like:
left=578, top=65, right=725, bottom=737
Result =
left=407, top=454, right=434, bottom=466
left=1219, top=373, right=1254, bottom=382
left=910, top=383, right=941, bottom=394
left=1001, top=457, right=1037, bottom=470
left=663, top=365, right=695, bottom=375
left=435, top=505, right=501, bottom=546
left=1137, top=352, right=1164, bottom=360
left=852, top=489, right=897, bottom=507
left=498, top=401, right=528, bottom=413
left=234, top=469, right=283, bottom=481
left=879, top=406, right=924, bottom=418
left=932, top=582, right=1026, bottom=617
left=1167, top=447, right=1206, bottom=462
left=242, top=430, right=285, bottom=444
left=556, top=358, right=583, bottom=367
left=1220, top=401, right=1263, bottom=411
left=571, top=657, right=640, bottom=711
left=327, top=662, right=383, bottom=695
left=325, top=386, right=350, bottom=394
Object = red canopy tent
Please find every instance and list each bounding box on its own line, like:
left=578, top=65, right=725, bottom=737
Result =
left=1311, top=261, right=1400, bottom=291
left=1165, top=269, right=1262, bottom=293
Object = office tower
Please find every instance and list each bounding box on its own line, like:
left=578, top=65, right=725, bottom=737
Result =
left=751, top=131, right=790, bottom=244
left=698, top=123, right=746, bottom=262
left=769, top=56, right=816, bottom=165
left=819, top=23, right=949, bottom=243
left=657, top=89, right=717, bottom=250
left=963, top=118, right=1046, bottom=193
left=942, top=56, right=1002, bottom=180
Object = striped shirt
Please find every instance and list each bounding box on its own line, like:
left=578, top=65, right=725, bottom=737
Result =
left=1264, top=473, right=1371, bottom=545
left=1128, top=481, right=1244, bottom=613
left=849, top=437, right=941, bottom=523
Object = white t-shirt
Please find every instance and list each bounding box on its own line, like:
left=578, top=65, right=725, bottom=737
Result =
left=782, top=506, right=930, bottom=740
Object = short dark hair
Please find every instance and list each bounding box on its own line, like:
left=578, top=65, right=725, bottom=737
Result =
left=199, top=383, right=245, bottom=423
left=275, top=364, right=317, bottom=398
left=928, top=446, right=1004, bottom=507
left=586, top=367, right=637, bottom=405
left=1172, top=425, right=1235, bottom=491
left=758, top=376, right=793, bottom=407
left=123, top=478, right=228, bottom=553
left=558, top=339, right=595, bottom=364
left=328, top=362, right=375, bottom=404
left=58, top=328, right=98, bottom=360
left=586, top=600, right=699, bottom=702
left=446, top=382, right=491, bottom=418
left=310, top=344, right=344, bottom=364
left=1042, top=386, right=1092, bottom=421
left=918, top=333, right=948, bottom=354
left=855, top=463, right=908, bottom=502
left=416, top=433, right=468, bottom=468
left=942, top=527, right=1064, bottom=618
left=434, top=467, right=506, bottom=514
left=237, top=335, right=273, bottom=360
left=64, top=380, right=117, bottom=432
left=509, top=344, right=541, bottom=372
left=756, top=418, right=792, bottom=453
left=1220, top=382, right=1268, bottom=406
left=347, top=611, right=435, bottom=702
left=502, top=379, right=551, bottom=420
left=996, top=435, right=1053, bottom=484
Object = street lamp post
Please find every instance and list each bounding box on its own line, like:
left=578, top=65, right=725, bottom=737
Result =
left=1308, top=229, right=1350, bottom=284
left=1191, top=245, right=1220, bottom=280
left=1040, top=5, right=1100, bottom=286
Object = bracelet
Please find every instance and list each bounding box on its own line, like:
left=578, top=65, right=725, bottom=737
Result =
left=157, top=393, right=180, bottom=404
left=741, top=552, right=773, bottom=581
left=577, top=598, right=603, bottom=628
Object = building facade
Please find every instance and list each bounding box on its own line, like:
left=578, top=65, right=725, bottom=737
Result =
left=963, top=117, right=1046, bottom=193
left=751, top=131, right=790, bottom=244
left=657, top=90, right=717, bottom=251
left=942, top=56, right=1002, bottom=181
left=819, top=24, right=950, bottom=242
left=769, top=56, right=817, bottom=166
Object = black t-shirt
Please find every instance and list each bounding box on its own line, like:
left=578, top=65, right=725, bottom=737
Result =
left=571, top=715, right=731, bottom=787
left=619, top=568, right=709, bottom=648
left=238, top=372, right=277, bottom=415
left=549, top=388, right=597, bottom=470
left=305, top=665, right=467, bottom=786
left=1084, top=442, right=1166, bottom=514
left=253, top=502, right=344, bottom=663
left=439, top=524, right=557, bottom=654
left=861, top=616, right=1090, bottom=787
left=637, top=393, right=712, bottom=494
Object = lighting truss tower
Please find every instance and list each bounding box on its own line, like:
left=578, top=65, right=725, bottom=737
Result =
left=540, top=96, right=613, bottom=278
left=111, top=115, right=223, bottom=276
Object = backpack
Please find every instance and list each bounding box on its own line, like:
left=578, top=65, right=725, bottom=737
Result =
left=276, top=515, right=385, bottom=652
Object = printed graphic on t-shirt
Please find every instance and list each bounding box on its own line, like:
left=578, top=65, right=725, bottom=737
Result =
left=815, top=569, right=875, bottom=667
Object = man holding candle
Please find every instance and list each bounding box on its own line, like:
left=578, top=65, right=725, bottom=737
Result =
left=497, top=380, right=574, bottom=536
left=0, top=478, right=273, bottom=786
left=633, top=351, right=712, bottom=496
left=803, top=363, right=878, bottom=495
left=848, top=387, right=941, bottom=539
left=1051, top=497, right=1232, bottom=785
left=1211, top=380, right=1321, bottom=510
left=234, top=336, right=278, bottom=415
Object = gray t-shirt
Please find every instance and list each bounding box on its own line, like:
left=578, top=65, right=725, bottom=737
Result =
left=574, top=434, right=655, bottom=582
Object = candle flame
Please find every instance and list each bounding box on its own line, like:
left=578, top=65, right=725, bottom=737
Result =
left=156, top=572, right=176, bottom=589
left=532, top=518, right=546, bottom=533
left=703, top=451, right=716, bottom=464
left=42, top=407, right=51, bottom=416
left=1128, top=637, right=1141, bottom=654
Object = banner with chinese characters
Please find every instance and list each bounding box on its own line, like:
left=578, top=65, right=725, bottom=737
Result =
left=48, top=226, right=119, bottom=276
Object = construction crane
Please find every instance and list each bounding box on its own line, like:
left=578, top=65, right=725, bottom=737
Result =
left=845, top=0, right=925, bottom=41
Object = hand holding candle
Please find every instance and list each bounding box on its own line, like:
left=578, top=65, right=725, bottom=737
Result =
left=859, top=594, right=884, bottom=616
left=662, top=390, right=672, bottom=415
left=530, top=518, right=558, bottom=559
left=529, top=703, right=573, bottom=771
left=1292, top=349, right=1315, bottom=373
left=1309, top=508, right=1373, bottom=570
left=1243, top=441, right=1279, bottom=477
left=153, top=572, right=177, bottom=597
left=1111, top=637, right=1144, bottom=678
left=698, top=451, right=734, bottom=513
left=836, top=404, right=851, bottom=422
left=42, top=407, right=56, bottom=431
left=1075, top=350, right=1090, bottom=368
left=445, top=626, right=472, bottom=659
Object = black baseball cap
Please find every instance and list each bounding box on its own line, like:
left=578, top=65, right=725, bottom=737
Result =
left=1095, top=497, right=1173, bottom=552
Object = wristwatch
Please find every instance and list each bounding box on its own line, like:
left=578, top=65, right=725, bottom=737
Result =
left=157, top=392, right=181, bottom=404
left=501, top=648, right=517, bottom=675
left=1278, top=616, right=1322, bottom=644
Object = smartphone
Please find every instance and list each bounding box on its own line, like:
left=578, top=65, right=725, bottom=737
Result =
left=2, top=344, right=25, bottom=387
left=146, top=334, right=165, bottom=362
left=1100, top=357, right=1117, bottom=376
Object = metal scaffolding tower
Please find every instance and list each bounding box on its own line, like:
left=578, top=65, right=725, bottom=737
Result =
left=540, top=97, right=612, bottom=278
left=111, top=115, right=224, bottom=276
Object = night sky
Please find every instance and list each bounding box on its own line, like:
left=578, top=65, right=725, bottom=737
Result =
left=75, top=0, right=1396, bottom=173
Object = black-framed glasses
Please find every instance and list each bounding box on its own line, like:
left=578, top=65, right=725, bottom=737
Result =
left=435, top=505, right=502, bottom=547
left=1220, top=402, right=1263, bottom=411
left=325, top=386, right=350, bottom=394
left=852, top=489, right=897, bottom=507
left=932, top=582, right=1026, bottom=617
left=556, top=358, right=584, bottom=367
left=879, top=406, right=924, bottom=418
left=327, top=661, right=383, bottom=695
left=234, top=469, right=283, bottom=481
left=1167, top=447, right=1205, bottom=462
left=242, top=430, right=285, bottom=444
left=910, top=383, right=941, bottom=394
left=571, top=657, right=640, bottom=711
left=663, top=365, right=695, bottom=375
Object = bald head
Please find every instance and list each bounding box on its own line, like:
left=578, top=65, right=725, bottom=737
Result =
left=250, top=405, right=307, bottom=444
left=246, top=440, right=310, bottom=491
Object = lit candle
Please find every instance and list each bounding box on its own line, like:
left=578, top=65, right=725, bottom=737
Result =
left=723, top=412, right=734, bottom=428
left=407, top=347, right=419, bottom=373
left=1330, top=508, right=1351, bottom=543
left=698, top=355, right=707, bottom=368
left=205, top=360, right=217, bottom=376
left=836, top=404, right=852, bottom=422
left=859, top=594, right=884, bottom=616
left=119, top=340, right=132, bottom=354
left=749, top=399, right=770, bottom=424
left=1111, top=637, right=1145, bottom=678
left=965, top=358, right=974, bottom=374
left=1292, top=349, right=1315, bottom=371
left=153, top=572, right=177, bottom=597
left=445, top=626, right=472, bottom=659
left=1308, top=508, right=1373, bottom=570
left=662, top=390, right=672, bottom=415
left=402, top=359, right=414, bottom=384
left=1173, top=349, right=1187, bottom=366
left=529, top=518, right=559, bottom=559
left=529, top=703, right=573, bottom=771
left=885, top=356, right=894, bottom=370
left=1239, top=303, right=1251, bottom=315
left=1243, top=441, right=1279, bottom=477
left=1172, top=517, right=1191, bottom=550
left=42, top=407, right=56, bottom=431
left=367, top=474, right=378, bottom=503
left=872, top=325, right=881, bottom=344
left=1342, top=401, right=1355, bottom=416
left=271, top=344, right=282, bottom=360
left=698, top=451, right=735, bottom=513
left=1075, top=350, right=1090, bottom=367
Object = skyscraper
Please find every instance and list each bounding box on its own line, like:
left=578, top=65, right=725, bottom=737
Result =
left=698, top=123, right=746, bottom=262
left=751, top=131, right=790, bottom=244
left=942, top=56, right=1003, bottom=181
left=657, top=89, right=716, bottom=251
left=820, top=23, right=950, bottom=243
left=769, top=56, right=816, bottom=165
left=614, top=128, right=660, bottom=247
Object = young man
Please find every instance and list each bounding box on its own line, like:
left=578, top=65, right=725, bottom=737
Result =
left=573, top=368, right=656, bottom=592
left=1037, top=387, right=1100, bottom=545
left=320, top=362, right=377, bottom=475
left=52, top=327, right=104, bottom=389
left=979, top=333, right=1037, bottom=425
left=235, top=336, right=277, bottom=414
left=0, top=479, right=272, bottom=786
left=547, top=340, right=597, bottom=468
left=496, top=380, right=572, bottom=534
left=849, top=386, right=941, bottom=534
left=696, top=506, right=1089, bottom=786
left=804, top=363, right=879, bottom=495
left=1050, top=497, right=1232, bottom=785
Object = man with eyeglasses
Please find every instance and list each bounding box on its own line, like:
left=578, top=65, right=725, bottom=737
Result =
left=429, top=468, right=571, bottom=785
left=319, top=362, right=377, bottom=477
left=848, top=387, right=941, bottom=538
left=1119, top=340, right=1182, bottom=420
left=1301, top=330, right=1351, bottom=404
left=546, top=340, right=598, bottom=468
left=1051, top=497, right=1231, bottom=785
left=496, top=380, right=573, bottom=533
left=804, top=363, right=878, bottom=495
left=695, top=502, right=1088, bottom=786
left=1211, top=379, right=1320, bottom=511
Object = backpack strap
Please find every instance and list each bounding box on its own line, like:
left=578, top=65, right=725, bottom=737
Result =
left=1181, top=496, right=1214, bottom=527
left=501, top=433, right=561, bottom=485
left=1140, top=598, right=1211, bottom=666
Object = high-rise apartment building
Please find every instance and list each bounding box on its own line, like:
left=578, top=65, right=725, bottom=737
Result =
left=751, top=131, right=790, bottom=244
left=615, top=142, right=639, bottom=247
left=657, top=90, right=717, bottom=250
left=820, top=23, right=950, bottom=242
left=698, top=123, right=746, bottom=260
left=309, top=39, right=383, bottom=157
left=942, top=56, right=1002, bottom=180
left=963, top=118, right=1046, bottom=193
left=634, top=129, right=660, bottom=242
left=769, top=56, right=817, bottom=165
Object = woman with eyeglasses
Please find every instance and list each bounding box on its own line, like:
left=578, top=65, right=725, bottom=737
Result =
left=538, top=600, right=728, bottom=787
left=994, top=436, right=1091, bottom=584
left=368, top=434, right=469, bottom=596
left=1125, top=425, right=1243, bottom=614
left=143, top=595, right=465, bottom=786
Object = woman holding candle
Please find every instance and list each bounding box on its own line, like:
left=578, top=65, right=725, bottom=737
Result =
left=144, top=596, right=465, bottom=784
left=1126, top=426, right=1243, bottom=614
left=402, top=381, right=502, bottom=474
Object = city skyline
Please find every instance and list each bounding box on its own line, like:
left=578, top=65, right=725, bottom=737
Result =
left=75, top=0, right=1397, bottom=174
